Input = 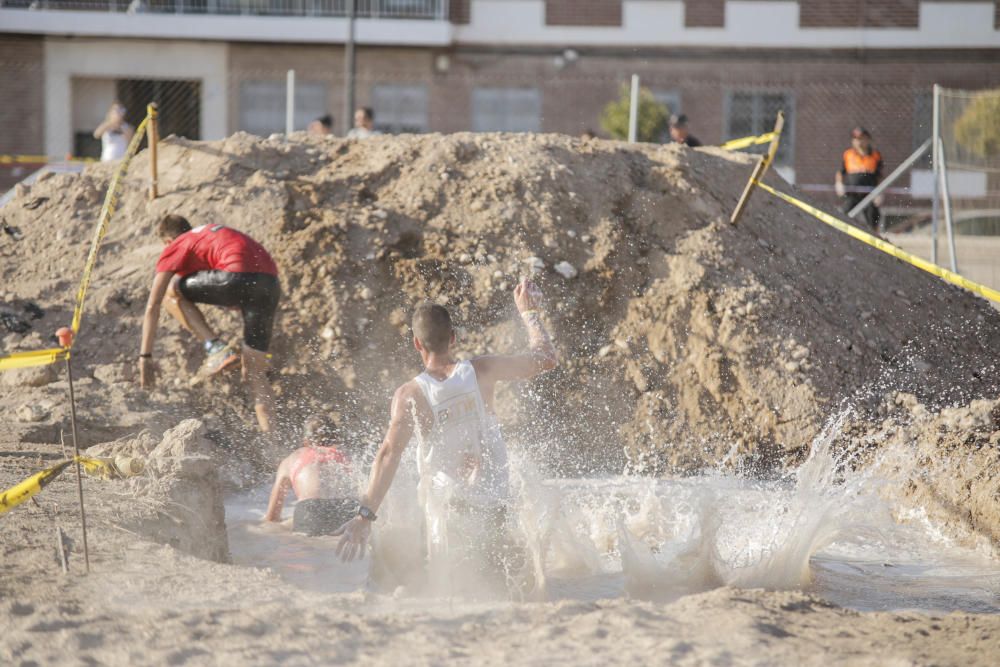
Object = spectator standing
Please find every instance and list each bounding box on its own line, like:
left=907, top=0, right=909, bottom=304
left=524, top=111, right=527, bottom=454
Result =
left=669, top=114, right=702, bottom=147
left=308, top=114, right=334, bottom=136
left=835, top=127, right=884, bottom=232
left=347, top=107, right=381, bottom=139
left=93, top=102, right=135, bottom=162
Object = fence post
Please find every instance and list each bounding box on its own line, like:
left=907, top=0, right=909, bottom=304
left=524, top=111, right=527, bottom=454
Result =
left=937, top=136, right=959, bottom=273
left=147, top=103, right=159, bottom=200
left=627, top=74, right=640, bottom=143
left=286, top=70, right=296, bottom=137
left=930, top=83, right=941, bottom=265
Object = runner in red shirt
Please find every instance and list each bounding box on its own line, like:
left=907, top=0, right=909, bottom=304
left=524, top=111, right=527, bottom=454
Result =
left=138, top=214, right=281, bottom=432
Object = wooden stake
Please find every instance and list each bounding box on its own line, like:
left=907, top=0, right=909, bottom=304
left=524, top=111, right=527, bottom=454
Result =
left=730, top=110, right=785, bottom=226
left=148, top=103, right=159, bottom=200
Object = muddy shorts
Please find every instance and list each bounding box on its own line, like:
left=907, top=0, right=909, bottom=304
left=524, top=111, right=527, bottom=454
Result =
left=293, top=498, right=358, bottom=537
left=178, top=271, right=280, bottom=352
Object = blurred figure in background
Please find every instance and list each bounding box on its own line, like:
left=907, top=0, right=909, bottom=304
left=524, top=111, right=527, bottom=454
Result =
left=308, top=114, right=334, bottom=136
left=669, top=114, right=702, bottom=147
left=835, top=127, right=884, bottom=233
left=93, top=102, right=134, bottom=162
left=264, top=415, right=357, bottom=536
left=347, top=107, right=381, bottom=139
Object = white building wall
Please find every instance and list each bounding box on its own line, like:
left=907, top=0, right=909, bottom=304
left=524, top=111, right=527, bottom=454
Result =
left=44, top=38, right=229, bottom=157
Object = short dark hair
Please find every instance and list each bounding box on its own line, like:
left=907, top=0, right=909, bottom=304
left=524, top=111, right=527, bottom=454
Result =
left=317, top=114, right=333, bottom=129
left=358, top=107, right=374, bottom=121
left=669, top=114, right=688, bottom=128
left=157, top=214, right=191, bottom=239
left=412, top=302, right=453, bottom=354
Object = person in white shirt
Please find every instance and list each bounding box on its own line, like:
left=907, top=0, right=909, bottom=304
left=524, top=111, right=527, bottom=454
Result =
left=93, top=102, right=135, bottom=162
left=335, top=281, right=557, bottom=575
left=346, top=107, right=381, bottom=139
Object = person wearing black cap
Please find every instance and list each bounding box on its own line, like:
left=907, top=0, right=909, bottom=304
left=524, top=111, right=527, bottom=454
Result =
left=835, top=127, right=884, bottom=232
left=669, top=114, right=702, bottom=147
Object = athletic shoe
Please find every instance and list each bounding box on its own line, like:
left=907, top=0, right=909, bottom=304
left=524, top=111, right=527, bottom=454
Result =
left=202, top=341, right=239, bottom=376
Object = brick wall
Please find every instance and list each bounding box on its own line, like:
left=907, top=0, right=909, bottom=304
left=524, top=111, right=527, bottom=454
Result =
left=545, top=0, right=622, bottom=26
left=685, top=0, right=726, bottom=27
left=0, top=35, right=45, bottom=156
left=0, top=36, right=45, bottom=190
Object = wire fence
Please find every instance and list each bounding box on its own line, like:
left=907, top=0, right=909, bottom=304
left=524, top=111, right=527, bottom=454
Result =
left=2, top=59, right=998, bottom=237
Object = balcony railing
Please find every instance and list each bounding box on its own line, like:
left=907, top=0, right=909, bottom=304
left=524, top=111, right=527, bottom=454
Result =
left=0, top=0, right=448, bottom=19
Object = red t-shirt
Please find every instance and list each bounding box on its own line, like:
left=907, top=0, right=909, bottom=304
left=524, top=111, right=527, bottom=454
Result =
left=156, top=225, right=278, bottom=277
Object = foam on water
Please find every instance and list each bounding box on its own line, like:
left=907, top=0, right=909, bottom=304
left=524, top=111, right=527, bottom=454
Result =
left=225, top=412, right=1000, bottom=612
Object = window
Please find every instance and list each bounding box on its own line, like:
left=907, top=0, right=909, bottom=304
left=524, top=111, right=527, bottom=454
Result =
left=472, top=87, right=541, bottom=133
left=239, top=80, right=328, bottom=136
left=371, top=84, right=429, bottom=134
left=725, top=90, right=794, bottom=166
left=652, top=90, right=682, bottom=117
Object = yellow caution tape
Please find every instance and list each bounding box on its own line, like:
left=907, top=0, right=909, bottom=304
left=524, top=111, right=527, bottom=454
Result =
left=0, top=456, right=112, bottom=515
left=72, top=114, right=150, bottom=335
left=721, top=132, right=777, bottom=151
left=0, top=347, right=69, bottom=371
left=0, top=155, right=96, bottom=165
left=0, top=112, right=151, bottom=372
left=755, top=180, right=1000, bottom=305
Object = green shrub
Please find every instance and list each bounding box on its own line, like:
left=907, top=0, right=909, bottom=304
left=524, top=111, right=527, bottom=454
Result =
left=600, top=84, right=670, bottom=143
left=953, top=90, right=1000, bottom=159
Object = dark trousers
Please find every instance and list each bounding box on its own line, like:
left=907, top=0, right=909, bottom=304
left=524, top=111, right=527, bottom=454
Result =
left=843, top=194, right=880, bottom=232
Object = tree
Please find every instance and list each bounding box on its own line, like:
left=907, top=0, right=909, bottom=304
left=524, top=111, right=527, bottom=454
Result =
left=600, top=84, right=670, bottom=143
left=953, top=90, right=1000, bottom=159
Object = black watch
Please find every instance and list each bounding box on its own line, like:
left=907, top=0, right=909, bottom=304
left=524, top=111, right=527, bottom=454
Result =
left=358, top=505, right=377, bottom=522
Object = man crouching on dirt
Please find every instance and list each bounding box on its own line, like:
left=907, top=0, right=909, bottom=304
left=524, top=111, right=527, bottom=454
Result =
left=137, top=214, right=280, bottom=432
left=334, top=280, right=557, bottom=588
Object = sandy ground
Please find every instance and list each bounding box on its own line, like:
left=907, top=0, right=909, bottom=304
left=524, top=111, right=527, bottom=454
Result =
left=3, top=434, right=999, bottom=667
left=3, top=134, right=1000, bottom=665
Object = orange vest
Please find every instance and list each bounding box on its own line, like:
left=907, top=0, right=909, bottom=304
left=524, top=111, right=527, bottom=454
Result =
left=843, top=148, right=881, bottom=174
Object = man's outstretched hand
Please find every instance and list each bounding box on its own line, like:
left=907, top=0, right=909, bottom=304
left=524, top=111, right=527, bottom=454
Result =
left=334, top=516, right=371, bottom=562
left=514, top=278, right=543, bottom=314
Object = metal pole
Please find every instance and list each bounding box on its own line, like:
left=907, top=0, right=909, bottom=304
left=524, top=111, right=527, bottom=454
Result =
left=937, top=136, right=959, bottom=273
left=344, top=0, right=357, bottom=135
left=65, top=354, right=90, bottom=574
left=286, top=70, right=296, bottom=137
left=848, top=137, right=931, bottom=219
left=627, top=74, right=639, bottom=143
left=930, top=84, right=941, bottom=265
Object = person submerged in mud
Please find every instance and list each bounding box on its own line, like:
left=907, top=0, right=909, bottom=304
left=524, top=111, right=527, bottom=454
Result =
left=264, top=415, right=358, bottom=536
left=137, top=214, right=280, bottom=433
left=334, top=280, right=557, bottom=576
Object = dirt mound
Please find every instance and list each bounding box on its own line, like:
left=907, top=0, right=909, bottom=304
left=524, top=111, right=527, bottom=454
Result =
left=2, top=131, right=999, bottom=472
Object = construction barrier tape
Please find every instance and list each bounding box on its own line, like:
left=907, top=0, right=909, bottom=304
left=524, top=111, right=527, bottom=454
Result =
left=71, top=114, right=150, bottom=335
left=721, top=132, right=777, bottom=151
left=0, top=347, right=69, bottom=371
left=0, top=112, right=151, bottom=373
left=0, top=456, right=112, bottom=515
left=0, top=155, right=96, bottom=165
left=755, top=180, right=1000, bottom=305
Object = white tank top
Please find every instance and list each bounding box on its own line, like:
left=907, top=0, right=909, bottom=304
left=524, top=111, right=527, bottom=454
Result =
left=100, top=127, right=129, bottom=162
left=412, top=360, right=509, bottom=508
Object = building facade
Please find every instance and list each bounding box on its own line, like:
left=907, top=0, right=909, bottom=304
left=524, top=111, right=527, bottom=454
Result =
left=2, top=0, right=999, bottom=196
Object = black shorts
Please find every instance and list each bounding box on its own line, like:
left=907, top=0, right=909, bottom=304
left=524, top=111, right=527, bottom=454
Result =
left=293, top=498, right=358, bottom=537
left=178, top=271, right=280, bottom=352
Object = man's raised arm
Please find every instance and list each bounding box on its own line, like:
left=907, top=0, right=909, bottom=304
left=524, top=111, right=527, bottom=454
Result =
left=474, top=279, right=558, bottom=383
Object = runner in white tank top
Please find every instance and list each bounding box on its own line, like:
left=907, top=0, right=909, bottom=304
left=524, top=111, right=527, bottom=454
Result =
left=335, top=279, right=558, bottom=566
left=412, top=359, right=509, bottom=508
